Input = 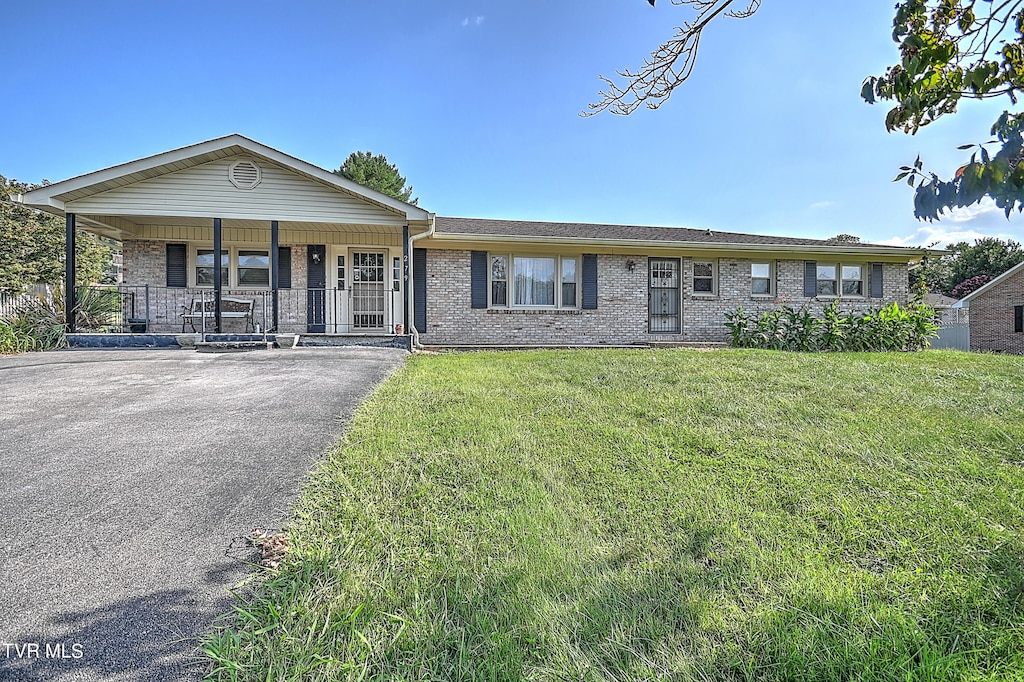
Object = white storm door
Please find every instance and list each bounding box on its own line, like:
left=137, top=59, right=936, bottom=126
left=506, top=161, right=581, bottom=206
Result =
left=351, top=251, right=387, bottom=330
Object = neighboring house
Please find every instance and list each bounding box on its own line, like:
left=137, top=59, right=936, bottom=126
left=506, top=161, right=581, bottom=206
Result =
left=956, top=261, right=1024, bottom=354
left=16, top=135, right=930, bottom=346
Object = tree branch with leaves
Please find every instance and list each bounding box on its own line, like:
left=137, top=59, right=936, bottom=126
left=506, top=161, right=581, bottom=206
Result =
left=583, top=0, right=761, bottom=116
left=863, top=0, right=1024, bottom=220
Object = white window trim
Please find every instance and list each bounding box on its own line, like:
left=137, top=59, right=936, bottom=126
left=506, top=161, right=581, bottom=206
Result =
left=817, top=261, right=866, bottom=299
left=751, top=260, right=774, bottom=297
left=692, top=259, right=718, bottom=296
left=190, top=245, right=272, bottom=289
left=488, top=253, right=580, bottom=309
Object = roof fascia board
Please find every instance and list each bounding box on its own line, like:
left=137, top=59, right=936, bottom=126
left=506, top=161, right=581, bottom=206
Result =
left=19, top=136, right=247, bottom=207
left=958, top=260, right=1024, bottom=302
left=232, top=137, right=431, bottom=221
left=425, top=232, right=930, bottom=259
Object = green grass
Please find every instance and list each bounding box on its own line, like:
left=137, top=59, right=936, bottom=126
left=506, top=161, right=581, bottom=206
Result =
left=202, top=349, right=1024, bottom=681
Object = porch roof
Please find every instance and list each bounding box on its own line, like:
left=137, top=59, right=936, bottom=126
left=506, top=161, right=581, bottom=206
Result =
left=16, top=135, right=432, bottom=239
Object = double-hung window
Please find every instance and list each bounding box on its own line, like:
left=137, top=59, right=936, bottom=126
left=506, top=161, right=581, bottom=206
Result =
left=489, top=254, right=577, bottom=308
left=841, top=265, right=864, bottom=295
left=196, top=249, right=229, bottom=286
left=195, top=248, right=271, bottom=288
left=237, top=250, right=270, bottom=287
left=751, top=262, right=773, bottom=295
left=692, top=260, right=717, bottom=295
left=817, top=263, right=864, bottom=297
left=816, top=264, right=838, bottom=296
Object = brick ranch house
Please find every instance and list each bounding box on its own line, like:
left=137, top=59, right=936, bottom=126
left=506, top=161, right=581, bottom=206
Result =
left=957, top=261, right=1024, bottom=354
left=16, top=135, right=931, bottom=346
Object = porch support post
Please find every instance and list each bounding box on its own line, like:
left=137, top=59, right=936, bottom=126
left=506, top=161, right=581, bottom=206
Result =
left=65, top=213, right=76, bottom=333
left=270, top=220, right=279, bottom=332
left=402, top=224, right=410, bottom=334
left=213, top=217, right=223, bottom=333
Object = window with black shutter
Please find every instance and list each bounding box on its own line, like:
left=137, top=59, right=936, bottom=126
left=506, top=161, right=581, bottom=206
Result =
left=166, top=244, right=187, bottom=288
left=277, top=247, right=292, bottom=289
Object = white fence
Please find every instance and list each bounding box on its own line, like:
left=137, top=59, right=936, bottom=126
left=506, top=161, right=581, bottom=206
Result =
left=930, top=307, right=970, bottom=351
left=0, top=286, right=53, bottom=319
left=0, top=292, right=29, bottom=319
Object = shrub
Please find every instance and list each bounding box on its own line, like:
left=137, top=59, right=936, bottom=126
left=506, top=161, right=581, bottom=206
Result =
left=0, top=318, right=39, bottom=354
left=724, top=302, right=939, bottom=352
left=950, top=274, right=993, bottom=300
left=0, top=285, right=121, bottom=354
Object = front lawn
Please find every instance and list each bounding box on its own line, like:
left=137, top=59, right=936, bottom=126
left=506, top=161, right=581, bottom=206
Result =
left=203, top=349, right=1024, bottom=681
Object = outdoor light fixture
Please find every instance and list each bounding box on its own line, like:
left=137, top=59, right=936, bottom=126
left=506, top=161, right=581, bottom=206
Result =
left=626, top=259, right=637, bottom=272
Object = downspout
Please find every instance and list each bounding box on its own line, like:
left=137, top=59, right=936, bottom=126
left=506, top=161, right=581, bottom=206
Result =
left=407, top=213, right=436, bottom=350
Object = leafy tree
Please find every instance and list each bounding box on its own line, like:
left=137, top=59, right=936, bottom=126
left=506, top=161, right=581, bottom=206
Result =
left=1, top=175, right=111, bottom=293
left=862, top=1, right=1024, bottom=221
left=827, top=234, right=862, bottom=243
left=950, top=273, right=993, bottom=298
left=333, top=152, right=418, bottom=205
left=584, top=0, right=762, bottom=116
left=918, top=236, right=1024, bottom=295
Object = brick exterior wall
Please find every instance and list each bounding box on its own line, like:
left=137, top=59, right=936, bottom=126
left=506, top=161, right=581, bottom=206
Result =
left=123, top=240, right=912, bottom=343
left=122, top=239, right=311, bottom=333
left=969, top=266, right=1024, bottom=354
left=418, top=250, right=910, bottom=346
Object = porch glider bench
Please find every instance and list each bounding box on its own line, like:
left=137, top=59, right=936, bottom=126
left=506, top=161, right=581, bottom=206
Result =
left=181, top=296, right=255, bottom=332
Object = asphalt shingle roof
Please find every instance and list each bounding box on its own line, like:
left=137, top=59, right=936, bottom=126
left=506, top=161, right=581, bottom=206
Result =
left=434, top=216, right=896, bottom=248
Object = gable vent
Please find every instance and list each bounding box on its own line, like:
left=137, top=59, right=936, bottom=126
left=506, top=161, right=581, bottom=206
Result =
left=228, top=160, right=261, bottom=189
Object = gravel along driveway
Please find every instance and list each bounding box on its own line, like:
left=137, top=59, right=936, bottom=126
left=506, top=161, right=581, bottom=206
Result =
left=0, top=347, right=406, bottom=681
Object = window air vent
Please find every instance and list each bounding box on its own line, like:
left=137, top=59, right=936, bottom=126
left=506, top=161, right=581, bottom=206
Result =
left=228, top=160, right=261, bottom=189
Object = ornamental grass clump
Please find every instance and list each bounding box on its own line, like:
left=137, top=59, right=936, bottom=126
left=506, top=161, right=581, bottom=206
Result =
left=0, top=285, right=121, bottom=354
left=724, top=302, right=939, bottom=351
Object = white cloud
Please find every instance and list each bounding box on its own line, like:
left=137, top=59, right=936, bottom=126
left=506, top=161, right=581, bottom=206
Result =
left=946, top=196, right=1000, bottom=223
left=878, top=197, right=1024, bottom=247
left=461, top=16, right=484, bottom=27
left=877, top=223, right=1018, bottom=247
left=807, top=200, right=835, bottom=211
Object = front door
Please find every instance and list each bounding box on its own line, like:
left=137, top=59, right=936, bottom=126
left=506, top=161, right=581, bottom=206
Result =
left=351, top=251, right=387, bottom=330
left=649, top=258, right=681, bottom=334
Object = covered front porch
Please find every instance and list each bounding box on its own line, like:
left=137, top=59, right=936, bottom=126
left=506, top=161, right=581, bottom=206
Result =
left=17, top=135, right=432, bottom=338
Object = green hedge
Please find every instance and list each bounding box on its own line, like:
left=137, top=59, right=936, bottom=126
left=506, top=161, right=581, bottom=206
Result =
left=724, top=302, right=940, bottom=352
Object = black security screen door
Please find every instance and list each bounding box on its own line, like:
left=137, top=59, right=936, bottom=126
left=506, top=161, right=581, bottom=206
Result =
left=649, top=258, right=681, bottom=333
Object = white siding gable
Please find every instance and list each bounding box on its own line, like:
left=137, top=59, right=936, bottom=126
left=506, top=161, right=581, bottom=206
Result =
left=65, top=156, right=404, bottom=226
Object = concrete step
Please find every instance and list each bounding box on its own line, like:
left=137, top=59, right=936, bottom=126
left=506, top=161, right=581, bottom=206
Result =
left=195, top=341, right=272, bottom=353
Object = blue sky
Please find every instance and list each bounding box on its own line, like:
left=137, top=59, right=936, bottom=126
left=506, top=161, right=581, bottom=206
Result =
left=3, top=0, right=1023, bottom=247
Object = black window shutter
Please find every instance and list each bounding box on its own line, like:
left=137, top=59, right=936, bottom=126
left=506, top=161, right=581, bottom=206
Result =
left=414, top=248, right=427, bottom=331
left=804, top=261, right=817, bottom=297
left=871, top=263, right=884, bottom=298
left=470, top=251, right=488, bottom=309
left=1015, top=305, right=1023, bottom=333
left=277, top=247, right=292, bottom=289
left=166, top=243, right=187, bottom=288
left=582, top=254, right=598, bottom=309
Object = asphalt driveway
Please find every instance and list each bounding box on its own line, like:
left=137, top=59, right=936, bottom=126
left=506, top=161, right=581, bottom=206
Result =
left=0, top=347, right=407, bottom=681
